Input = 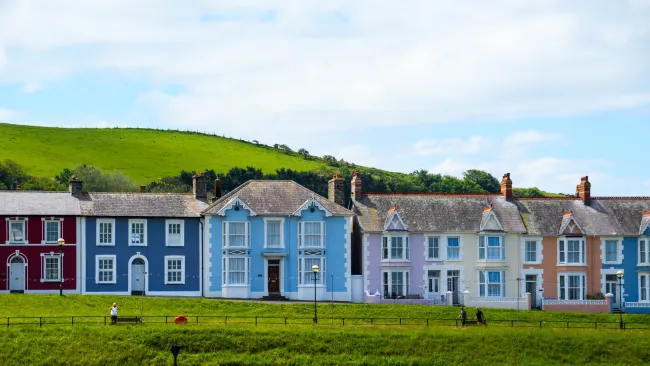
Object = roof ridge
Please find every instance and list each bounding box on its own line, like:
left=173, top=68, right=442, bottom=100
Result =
left=363, top=192, right=502, bottom=197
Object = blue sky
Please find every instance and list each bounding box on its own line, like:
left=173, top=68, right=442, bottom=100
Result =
left=0, top=1, right=649, bottom=195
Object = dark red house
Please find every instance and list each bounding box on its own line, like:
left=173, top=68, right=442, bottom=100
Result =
left=1, top=181, right=82, bottom=293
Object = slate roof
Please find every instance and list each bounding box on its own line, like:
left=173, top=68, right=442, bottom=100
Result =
left=514, top=198, right=650, bottom=236
left=353, top=194, right=526, bottom=233
left=203, top=180, right=352, bottom=216
left=0, top=191, right=82, bottom=215
left=80, top=193, right=208, bottom=217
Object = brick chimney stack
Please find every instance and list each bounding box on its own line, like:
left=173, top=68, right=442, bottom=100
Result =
left=351, top=171, right=362, bottom=201
left=500, top=173, right=513, bottom=199
left=212, top=178, right=222, bottom=203
left=576, top=176, right=591, bottom=205
left=69, top=176, right=83, bottom=196
left=328, top=173, right=346, bottom=206
left=192, top=172, right=207, bottom=201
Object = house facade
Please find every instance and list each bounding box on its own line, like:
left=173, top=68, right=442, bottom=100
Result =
left=81, top=175, right=208, bottom=296
left=352, top=172, right=527, bottom=308
left=202, top=176, right=353, bottom=301
left=0, top=181, right=82, bottom=294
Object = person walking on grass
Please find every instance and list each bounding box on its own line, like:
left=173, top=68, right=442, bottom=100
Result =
left=476, top=307, right=485, bottom=326
left=110, top=303, right=119, bottom=325
left=457, top=306, right=467, bottom=328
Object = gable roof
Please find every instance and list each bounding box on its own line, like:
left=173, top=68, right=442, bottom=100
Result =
left=0, top=191, right=82, bottom=215
left=203, top=180, right=352, bottom=216
left=480, top=207, right=504, bottom=232
left=558, top=212, right=585, bottom=235
left=80, top=193, right=208, bottom=217
left=383, top=203, right=408, bottom=231
left=353, top=194, right=526, bottom=233
left=641, top=213, right=650, bottom=235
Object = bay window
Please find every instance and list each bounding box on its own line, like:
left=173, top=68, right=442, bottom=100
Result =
left=558, top=238, right=586, bottom=265
left=382, top=270, right=410, bottom=298
left=381, top=236, right=409, bottom=261
left=222, top=255, right=250, bottom=285
left=558, top=273, right=586, bottom=300
left=299, top=256, right=325, bottom=285
left=478, top=270, right=506, bottom=297
left=478, top=236, right=505, bottom=260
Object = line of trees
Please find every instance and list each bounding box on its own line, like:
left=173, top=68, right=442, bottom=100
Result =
left=0, top=159, right=554, bottom=198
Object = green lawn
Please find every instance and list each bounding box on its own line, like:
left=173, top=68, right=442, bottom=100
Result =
left=1, top=295, right=649, bottom=365
left=0, top=123, right=324, bottom=184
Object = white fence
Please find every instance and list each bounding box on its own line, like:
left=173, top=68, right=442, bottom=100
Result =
left=465, top=294, right=531, bottom=310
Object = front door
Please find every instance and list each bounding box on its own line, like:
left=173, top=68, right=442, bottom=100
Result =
left=525, top=275, right=538, bottom=310
left=9, top=257, right=25, bottom=292
left=268, top=260, right=280, bottom=294
left=606, top=275, right=620, bottom=308
left=428, top=270, right=440, bottom=301
left=447, top=270, right=460, bottom=305
left=131, top=259, right=145, bottom=294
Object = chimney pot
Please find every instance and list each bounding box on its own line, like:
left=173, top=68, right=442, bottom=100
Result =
left=500, top=172, right=513, bottom=199
left=351, top=171, right=362, bottom=201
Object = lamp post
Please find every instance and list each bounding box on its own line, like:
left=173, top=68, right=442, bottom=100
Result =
left=57, top=238, right=65, bottom=296
left=141, top=271, right=147, bottom=323
left=312, top=265, right=320, bottom=324
left=616, top=270, right=624, bottom=330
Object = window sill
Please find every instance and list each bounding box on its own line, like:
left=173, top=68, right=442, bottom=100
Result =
left=223, top=246, right=251, bottom=249
left=637, top=263, right=650, bottom=266
left=264, top=246, right=285, bottom=249
left=556, top=263, right=587, bottom=266
left=96, top=244, right=115, bottom=247
left=446, top=259, right=462, bottom=262
left=426, top=258, right=442, bottom=261
left=380, top=260, right=411, bottom=263
left=300, top=247, right=326, bottom=250
left=42, top=279, right=61, bottom=283
left=477, top=259, right=507, bottom=262
left=165, top=282, right=186, bottom=285
left=298, top=285, right=326, bottom=288
left=7, top=242, right=26, bottom=245
left=129, top=244, right=148, bottom=247
left=166, top=244, right=184, bottom=247
left=223, top=284, right=249, bottom=287
left=96, top=282, right=117, bottom=285
left=523, top=261, right=541, bottom=265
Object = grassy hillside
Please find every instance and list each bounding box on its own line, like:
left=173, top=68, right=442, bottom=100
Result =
left=0, top=123, right=324, bottom=184
left=0, top=295, right=649, bottom=365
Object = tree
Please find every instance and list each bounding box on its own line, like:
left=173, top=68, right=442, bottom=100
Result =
left=322, top=155, right=337, bottom=166
left=298, top=148, right=310, bottom=158
left=70, top=165, right=138, bottom=192
left=0, top=159, right=29, bottom=189
left=462, top=170, right=500, bottom=193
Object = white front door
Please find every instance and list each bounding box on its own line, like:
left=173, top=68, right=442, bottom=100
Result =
left=132, top=262, right=145, bottom=292
left=606, top=275, right=620, bottom=308
left=10, top=260, right=25, bottom=292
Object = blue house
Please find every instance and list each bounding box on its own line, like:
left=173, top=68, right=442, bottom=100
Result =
left=597, top=201, right=650, bottom=314
left=81, top=175, right=208, bottom=296
left=202, top=176, right=354, bottom=301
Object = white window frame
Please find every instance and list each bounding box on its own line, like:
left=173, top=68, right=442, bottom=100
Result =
left=639, top=272, right=650, bottom=302
left=446, top=236, right=461, bottom=261
left=42, top=219, right=62, bottom=244
left=264, top=218, right=285, bottom=248
left=381, top=235, right=409, bottom=261
left=6, top=218, right=27, bottom=244
left=96, top=219, right=116, bottom=246
left=95, top=255, right=117, bottom=284
left=478, top=235, right=505, bottom=261
left=558, top=272, right=587, bottom=300
left=298, top=256, right=326, bottom=286
left=41, top=253, right=61, bottom=282
left=165, top=220, right=184, bottom=247
left=478, top=270, right=506, bottom=297
left=601, top=238, right=623, bottom=265
left=128, top=219, right=147, bottom=247
left=222, top=255, right=250, bottom=285
left=223, top=221, right=251, bottom=248
left=426, top=236, right=441, bottom=260
left=164, top=255, right=185, bottom=285
left=522, top=238, right=542, bottom=264
left=381, top=269, right=410, bottom=298
left=298, top=221, right=326, bottom=248
left=557, top=237, right=586, bottom=265
left=639, top=238, right=650, bottom=266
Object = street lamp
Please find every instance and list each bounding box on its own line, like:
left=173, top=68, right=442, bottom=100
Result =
left=312, top=265, right=320, bottom=324
left=57, top=238, right=65, bottom=296
left=616, top=270, right=624, bottom=330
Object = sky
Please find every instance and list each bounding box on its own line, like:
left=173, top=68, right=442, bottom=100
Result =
left=0, top=0, right=649, bottom=196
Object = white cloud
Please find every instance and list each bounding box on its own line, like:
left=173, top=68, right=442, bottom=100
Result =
left=503, top=130, right=564, bottom=146
left=414, top=136, right=490, bottom=156
left=21, top=81, right=41, bottom=93
left=0, top=107, right=19, bottom=121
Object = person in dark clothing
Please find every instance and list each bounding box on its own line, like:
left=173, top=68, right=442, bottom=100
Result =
left=457, top=306, right=467, bottom=327
left=476, top=307, right=485, bottom=326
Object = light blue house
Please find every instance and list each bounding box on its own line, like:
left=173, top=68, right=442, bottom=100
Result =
left=81, top=175, right=209, bottom=296
left=202, top=176, right=353, bottom=301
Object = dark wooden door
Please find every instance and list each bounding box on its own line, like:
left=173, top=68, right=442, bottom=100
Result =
left=268, top=266, right=280, bottom=293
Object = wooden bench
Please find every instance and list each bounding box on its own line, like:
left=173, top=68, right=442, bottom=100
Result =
left=115, top=316, right=141, bottom=324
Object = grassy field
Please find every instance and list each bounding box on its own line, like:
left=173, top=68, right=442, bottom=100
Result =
left=0, top=123, right=324, bottom=183
left=1, top=295, right=649, bottom=365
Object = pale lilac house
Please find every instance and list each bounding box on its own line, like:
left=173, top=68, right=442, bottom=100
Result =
left=350, top=172, right=527, bottom=306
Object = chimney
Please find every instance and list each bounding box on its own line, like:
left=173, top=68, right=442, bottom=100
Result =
left=328, top=173, right=346, bottom=206
left=192, top=172, right=208, bottom=201
left=212, top=177, right=222, bottom=203
left=16, top=184, right=21, bottom=191
left=576, top=176, right=591, bottom=205
left=139, top=185, right=146, bottom=193
left=500, top=173, right=513, bottom=199
left=69, top=176, right=83, bottom=196
left=351, top=171, right=362, bottom=201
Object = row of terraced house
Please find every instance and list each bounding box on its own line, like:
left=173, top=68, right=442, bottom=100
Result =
left=1, top=172, right=650, bottom=314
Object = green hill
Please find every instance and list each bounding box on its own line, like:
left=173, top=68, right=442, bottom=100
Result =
left=0, top=123, right=324, bottom=184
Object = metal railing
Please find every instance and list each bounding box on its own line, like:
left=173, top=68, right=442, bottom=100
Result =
left=2, top=315, right=649, bottom=330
